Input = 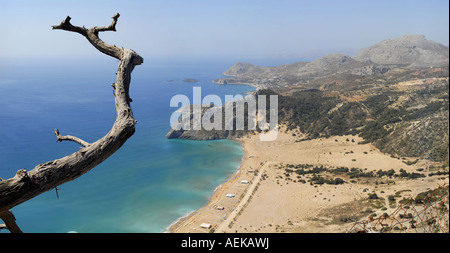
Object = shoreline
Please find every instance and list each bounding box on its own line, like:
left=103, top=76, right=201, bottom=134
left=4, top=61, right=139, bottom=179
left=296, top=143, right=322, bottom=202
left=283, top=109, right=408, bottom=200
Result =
left=168, top=137, right=255, bottom=233
left=211, top=77, right=260, bottom=89
left=168, top=127, right=449, bottom=233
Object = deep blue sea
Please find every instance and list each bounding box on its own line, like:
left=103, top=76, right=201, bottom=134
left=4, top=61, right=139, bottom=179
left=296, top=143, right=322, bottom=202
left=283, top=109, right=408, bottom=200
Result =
left=0, top=57, right=260, bottom=233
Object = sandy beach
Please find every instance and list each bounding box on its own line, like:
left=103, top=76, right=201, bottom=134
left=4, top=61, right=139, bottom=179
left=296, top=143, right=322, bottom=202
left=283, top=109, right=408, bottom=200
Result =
left=169, top=125, right=449, bottom=233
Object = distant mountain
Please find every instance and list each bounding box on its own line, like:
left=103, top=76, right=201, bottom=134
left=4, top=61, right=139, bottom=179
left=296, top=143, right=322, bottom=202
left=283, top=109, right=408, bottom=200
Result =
left=354, top=34, right=449, bottom=68
left=213, top=34, right=449, bottom=90
left=295, top=53, right=387, bottom=77
left=222, top=61, right=309, bottom=78
left=214, top=54, right=388, bottom=89
left=222, top=54, right=379, bottom=79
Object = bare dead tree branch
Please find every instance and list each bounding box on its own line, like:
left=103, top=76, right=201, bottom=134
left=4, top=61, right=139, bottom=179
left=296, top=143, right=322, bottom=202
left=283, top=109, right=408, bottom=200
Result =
left=0, top=210, right=23, bottom=233
left=93, top=13, right=120, bottom=33
left=51, top=13, right=134, bottom=61
left=0, top=13, right=143, bottom=232
left=51, top=16, right=87, bottom=36
left=54, top=129, right=90, bottom=147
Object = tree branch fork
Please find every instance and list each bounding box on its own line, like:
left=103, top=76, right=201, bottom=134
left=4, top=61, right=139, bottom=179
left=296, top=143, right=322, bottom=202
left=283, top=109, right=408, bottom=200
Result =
left=54, top=129, right=90, bottom=147
left=0, top=13, right=143, bottom=232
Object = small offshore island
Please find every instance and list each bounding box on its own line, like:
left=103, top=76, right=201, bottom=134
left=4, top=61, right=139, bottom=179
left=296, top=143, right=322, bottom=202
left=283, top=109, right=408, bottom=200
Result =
left=183, top=78, right=199, bottom=83
left=168, top=35, right=449, bottom=233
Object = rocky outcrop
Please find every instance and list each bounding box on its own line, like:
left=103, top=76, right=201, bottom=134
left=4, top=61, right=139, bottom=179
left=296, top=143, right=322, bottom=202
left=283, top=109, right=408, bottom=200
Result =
left=166, top=103, right=254, bottom=140
left=166, top=127, right=245, bottom=140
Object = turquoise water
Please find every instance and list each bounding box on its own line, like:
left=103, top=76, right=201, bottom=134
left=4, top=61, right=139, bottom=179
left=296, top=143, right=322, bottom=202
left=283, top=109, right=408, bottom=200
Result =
left=0, top=57, right=255, bottom=232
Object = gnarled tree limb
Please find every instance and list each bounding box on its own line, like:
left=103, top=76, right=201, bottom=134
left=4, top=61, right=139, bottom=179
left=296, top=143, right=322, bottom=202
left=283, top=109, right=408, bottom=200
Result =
left=54, top=129, right=90, bottom=147
left=0, top=210, right=22, bottom=233
left=0, top=13, right=143, bottom=232
left=93, top=13, right=120, bottom=33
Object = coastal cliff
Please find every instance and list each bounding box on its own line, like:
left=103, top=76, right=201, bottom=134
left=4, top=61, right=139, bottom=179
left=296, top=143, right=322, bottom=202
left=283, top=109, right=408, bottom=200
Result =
left=166, top=103, right=257, bottom=140
left=168, top=69, right=449, bottom=163
left=166, top=127, right=245, bottom=140
left=168, top=34, right=449, bottom=163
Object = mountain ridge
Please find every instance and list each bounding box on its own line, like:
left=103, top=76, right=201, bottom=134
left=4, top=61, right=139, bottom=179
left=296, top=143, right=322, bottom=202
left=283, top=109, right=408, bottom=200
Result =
left=213, top=34, right=449, bottom=90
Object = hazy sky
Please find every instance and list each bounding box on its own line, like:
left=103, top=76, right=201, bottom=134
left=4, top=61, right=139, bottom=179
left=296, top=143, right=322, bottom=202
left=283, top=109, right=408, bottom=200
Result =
left=1, top=0, right=449, bottom=61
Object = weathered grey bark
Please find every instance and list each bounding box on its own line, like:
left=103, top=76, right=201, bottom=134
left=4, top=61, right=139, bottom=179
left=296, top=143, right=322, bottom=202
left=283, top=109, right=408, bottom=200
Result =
left=54, top=129, right=91, bottom=147
left=0, top=13, right=143, bottom=232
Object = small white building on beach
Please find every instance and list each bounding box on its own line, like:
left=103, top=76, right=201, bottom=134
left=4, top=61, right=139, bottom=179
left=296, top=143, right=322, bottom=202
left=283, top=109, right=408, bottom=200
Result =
left=226, top=194, right=235, bottom=198
left=200, top=223, right=212, bottom=229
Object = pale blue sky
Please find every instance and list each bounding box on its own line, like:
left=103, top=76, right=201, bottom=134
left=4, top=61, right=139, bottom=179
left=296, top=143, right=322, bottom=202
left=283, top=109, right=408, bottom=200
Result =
left=0, top=0, right=448, bottom=61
